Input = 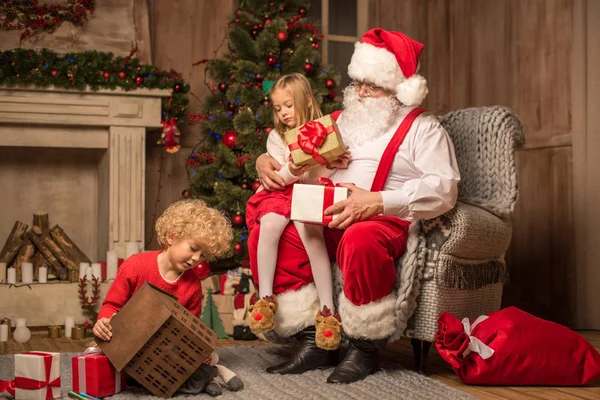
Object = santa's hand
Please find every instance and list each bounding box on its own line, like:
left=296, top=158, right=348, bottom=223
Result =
left=256, top=153, right=285, bottom=191
left=324, top=183, right=383, bottom=229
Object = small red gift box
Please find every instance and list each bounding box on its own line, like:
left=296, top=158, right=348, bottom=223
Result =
left=72, top=354, right=126, bottom=398
left=14, top=351, right=61, bottom=400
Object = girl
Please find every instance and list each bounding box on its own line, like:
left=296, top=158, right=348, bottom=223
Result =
left=245, top=73, right=349, bottom=350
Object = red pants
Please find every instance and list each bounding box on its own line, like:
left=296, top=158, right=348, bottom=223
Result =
left=248, top=216, right=410, bottom=306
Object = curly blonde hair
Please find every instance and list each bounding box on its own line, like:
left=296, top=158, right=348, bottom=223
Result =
left=155, top=199, right=233, bottom=260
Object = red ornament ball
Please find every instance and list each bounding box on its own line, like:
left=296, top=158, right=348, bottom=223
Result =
left=328, top=90, right=337, bottom=100
left=174, top=84, right=182, bottom=92
left=277, top=31, right=288, bottom=42
left=303, top=62, right=315, bottom=75
left=266, top=56, right=277, bottom=67
left=118, top=71, right=126, bottom=79
left=181, top=189, right=190, bottom=198
left=241, top=183, right=249, bottom=190
left=251, top=180, right=261, bottom=191
left=264, top=127, right=273, bottom=134
left=298, top=7, right=307, bottom=16
left=232, top=212, right=245, bottom=227
left=325, top=79, right=336, bottom=89
left=218, top=82, right=228, bottom=92
left=103, top=71, right=110, bottom=79
left=255, top=73, right=262, bottom=81
left=196, top=261, right=210, bottom=278
left=135, top=76, right=144, bottom=86
left=50, top=69, right=57, bottom=77
left=222, top=130, right=238, bottom=149
left=233, top=243, right=243, bottom=255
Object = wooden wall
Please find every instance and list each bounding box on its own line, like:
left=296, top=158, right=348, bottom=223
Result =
left=369, top=0, right=578, bottom=326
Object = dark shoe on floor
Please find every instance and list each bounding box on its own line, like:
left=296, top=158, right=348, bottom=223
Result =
left=327, top=338, right=387, bottom=384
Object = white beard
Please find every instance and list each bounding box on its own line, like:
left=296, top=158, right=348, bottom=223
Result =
left=337, top=87, right=400, bottom=150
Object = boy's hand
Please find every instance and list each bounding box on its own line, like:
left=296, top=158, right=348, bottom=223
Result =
left=93, top=313, right=116, bottom=341
left=327, top=150, right=351, bottom=169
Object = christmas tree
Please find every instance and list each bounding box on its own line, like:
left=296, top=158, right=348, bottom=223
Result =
left=185, top=0, right=342, bottom=272
left=201, top=289, right=230, bottom=339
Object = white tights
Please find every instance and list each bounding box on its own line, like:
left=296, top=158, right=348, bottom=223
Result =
left=256, top=212, right=334, bottom=312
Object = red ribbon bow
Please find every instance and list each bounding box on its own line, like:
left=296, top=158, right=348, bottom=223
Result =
left=0, top=379, right=15, bottom=397
left=15, top=352, right=60, bottom=400
left=289, top=121, right=335, bottom=165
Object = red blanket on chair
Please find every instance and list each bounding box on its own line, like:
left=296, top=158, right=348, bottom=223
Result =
left=436, top=306, right=600, bottom=386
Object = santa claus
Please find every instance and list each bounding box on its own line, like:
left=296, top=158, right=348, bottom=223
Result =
left=250, top=28, right=461, bottom=383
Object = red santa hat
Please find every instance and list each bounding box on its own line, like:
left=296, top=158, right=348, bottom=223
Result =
left=348, top=28, right=428, bottom=106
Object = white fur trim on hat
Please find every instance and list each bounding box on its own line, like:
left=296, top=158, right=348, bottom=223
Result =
left=396, top=74, right=428, bottom=106
left=338, top=291, right=397, bottom=340
left=348, top=42, right=405, bottom=91
left=273, top=283, right=320, bottom=337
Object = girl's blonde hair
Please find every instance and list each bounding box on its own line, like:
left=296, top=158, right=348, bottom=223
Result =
left=155, top=199, right=233, bottom=260
left=270, top=73, right=323, bottom=134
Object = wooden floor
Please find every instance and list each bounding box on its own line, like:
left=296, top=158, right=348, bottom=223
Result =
left=1, top=329, right=599, bottom=399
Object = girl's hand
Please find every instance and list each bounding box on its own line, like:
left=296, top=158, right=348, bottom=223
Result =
left=93, top=313, right=116, bottom=341
left=327, top=150, right=351, bottom=169
left=288, top=161, right=311, bottom=176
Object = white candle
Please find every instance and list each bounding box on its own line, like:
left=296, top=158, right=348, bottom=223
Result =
left=125, top=241, right=139, bottom=259
left=79, top=262, right=90, bottom=280
left=106, top=250, right=118, bottom=280
left=7, top=267, right=16, bottom=284
left=21, top=262, right=33, bottom=284
left=0, top=262, right=6, bottom=283
left=91, top=262, right=102, bottom=281
left=86, top=266, right=93, bottom=280
left=0, top=324, right=7, bottom=342
left=38, top=266, right=47, bottom=283
left=64, top=316, right=74, bottom=338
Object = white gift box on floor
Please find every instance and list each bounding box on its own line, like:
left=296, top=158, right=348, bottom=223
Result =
left=291, top=182, right=348, bottom=225
left=14, top=351, right=61, bottom=399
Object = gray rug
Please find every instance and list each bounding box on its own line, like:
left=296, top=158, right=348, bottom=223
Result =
left=0, top=346, right=474, bottom=400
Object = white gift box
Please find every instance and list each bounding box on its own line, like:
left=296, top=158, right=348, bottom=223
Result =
left=291, top=183, right=348, bottom=225
left=15, top=351, right=61, bottom=400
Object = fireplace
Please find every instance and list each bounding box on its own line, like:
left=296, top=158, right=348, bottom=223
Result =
left=0, top=85, right=170, bottom=260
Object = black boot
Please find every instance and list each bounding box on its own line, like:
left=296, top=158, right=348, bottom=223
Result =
left=266, top=326, right=339, bottom=374
left=327, top=338, right=387, bottom=384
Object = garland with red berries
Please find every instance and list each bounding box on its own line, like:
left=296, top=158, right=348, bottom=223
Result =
left=1, top=0, right=96, bottom=41
left=0, top=48, right=190, bottom=152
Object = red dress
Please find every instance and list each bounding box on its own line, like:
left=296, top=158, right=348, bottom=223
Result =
left=245, top=185, right=295, bottom=232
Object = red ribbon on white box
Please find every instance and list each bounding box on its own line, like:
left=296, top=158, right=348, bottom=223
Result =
left=15, top=352, right=60, bottom=400
left=318, top=177, right=337, bottom=225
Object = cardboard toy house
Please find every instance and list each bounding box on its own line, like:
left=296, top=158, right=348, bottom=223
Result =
left=97, top=282, right=216, bottom=398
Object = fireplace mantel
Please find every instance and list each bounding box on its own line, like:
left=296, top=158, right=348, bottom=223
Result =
left=0, top=85, right=171, bottom=259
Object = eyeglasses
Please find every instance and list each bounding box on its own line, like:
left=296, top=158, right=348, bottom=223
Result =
left=350, top=80, right=383, bottom=93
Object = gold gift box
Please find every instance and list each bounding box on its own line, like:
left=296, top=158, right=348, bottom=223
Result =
left=284, top=114, right=346, bottom=168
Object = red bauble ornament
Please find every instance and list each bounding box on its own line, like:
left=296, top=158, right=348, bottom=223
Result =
left=222, top=130, right=238, bottom=149
left=325, top=79, right=336, bottom=89
left=251, top=180, right=261, bottom=191
left=135, top=76, right=144, bottom=86
left=328, top=90, right=337, bottom=100
left=196, top=261, right=210, bottom=278
left=298, top=7, right=307, bottom=16
left=304, top=62, right=315, bottom=75
left=241, top=183, right=249, bottom=190
left=174, top=84, right=182, bottom=92
left=218, top=83, right=228, bottom=92
left=103, top=71, right=110, bottom=79
left=232, top=212, right=245, bottom=227
left=255, top=73, right=262, bottom=81
left=277, top=31, right=288, bottom=42
left=181, top=189, right=190, bottom=198
left=264, top=127, right=273, bottom=134
left=118, top=71, right=126, bottom=79
left=228, top=103, right=236, bottom=111
left=233, top=243, right=243, bottom=255
left=50, top=69, right=57, bottom=77
left=266, top=56, right=277, bottom=67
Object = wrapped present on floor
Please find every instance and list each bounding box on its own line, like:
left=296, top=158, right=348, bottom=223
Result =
left=291, top=178, right=348, bottom=225
left=14, top=351, right=60, bottom=400
left=284, top=114, right=346, bottom=167
left=72, top=354, right=126, bottom=398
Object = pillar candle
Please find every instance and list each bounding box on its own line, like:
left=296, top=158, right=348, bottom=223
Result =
left=21, top=262, right=33, bottom=284
left=106, top=250, right=118, bottom=280
left=91, top=262, right=102, bottom=281
left=0, top=262, right=6, bottom=283
left=64, top=316, right=74, bottom=338
left=38, top=266, right=48, bottom=283
left=7, top=268, right=16, bottom=284
left=0, top=324, right=7, bottom=342
left=79, top=262, right=90, bottom=280
left=125, top=241, right=139, bottom=259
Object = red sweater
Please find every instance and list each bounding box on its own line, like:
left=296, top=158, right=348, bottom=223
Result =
left=98, top=250, right=202, bottom=319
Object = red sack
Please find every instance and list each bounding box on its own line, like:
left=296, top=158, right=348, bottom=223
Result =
left=436, top=306, right=600, bottom=385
